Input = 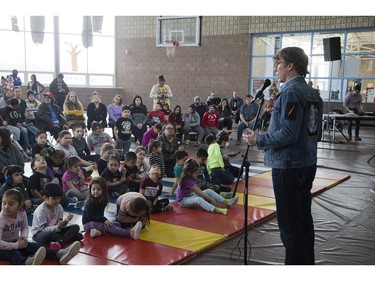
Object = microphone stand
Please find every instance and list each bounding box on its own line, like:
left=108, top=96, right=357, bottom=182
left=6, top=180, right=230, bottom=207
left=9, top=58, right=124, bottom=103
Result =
left=232, top=95, right=266, bottom=265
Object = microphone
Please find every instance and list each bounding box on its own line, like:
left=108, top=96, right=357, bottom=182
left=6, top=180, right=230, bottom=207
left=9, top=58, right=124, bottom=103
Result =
left=251, top=79, right=271, bottom=104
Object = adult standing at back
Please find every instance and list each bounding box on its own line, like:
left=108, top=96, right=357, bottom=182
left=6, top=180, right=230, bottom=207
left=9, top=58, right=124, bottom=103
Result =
left=86, top=91, right=108, bottom=130
left=149, top=75, right=173, bottom=108
left=343, top=84, right=364, bottom=141
left=49, top=73, right=69, bottom=110
left=6, top=69, right=22, bottom=87
left=27, top=74, right=45, bottom=101
left=245, top=46, right=323, bottom=265
left=130, top=95, right=148, bottom=145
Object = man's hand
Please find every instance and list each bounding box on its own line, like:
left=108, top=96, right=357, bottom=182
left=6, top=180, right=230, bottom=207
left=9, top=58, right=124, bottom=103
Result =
left=243, top=129, right=257, bottom=146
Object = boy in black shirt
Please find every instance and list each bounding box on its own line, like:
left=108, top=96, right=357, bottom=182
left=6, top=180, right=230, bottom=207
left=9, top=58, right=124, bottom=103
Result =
left=32, top=131, right=51, bottom=158
left=123, top=151, right=141, bottom=192
left=114, top=105, right=135, bottom=156
left=100, top=155, right=128, bottom=198
left=195, top=148, right=232, bottom=197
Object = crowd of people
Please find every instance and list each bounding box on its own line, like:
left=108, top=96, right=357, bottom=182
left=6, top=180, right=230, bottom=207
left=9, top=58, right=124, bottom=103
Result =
left=0, top=60, right=360, bottom=265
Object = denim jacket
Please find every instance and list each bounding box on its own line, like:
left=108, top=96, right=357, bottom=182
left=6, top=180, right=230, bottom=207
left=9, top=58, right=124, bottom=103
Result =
left=256, top=76, right=323, bottom=169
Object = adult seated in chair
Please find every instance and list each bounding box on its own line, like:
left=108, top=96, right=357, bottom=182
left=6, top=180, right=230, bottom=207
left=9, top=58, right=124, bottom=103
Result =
left=34, top=92, right=67, bottom=140
left=261, top=92, right=276, bottom=130
left=63, top=91, right=85, bottom=129
left=228, top=91, right=244, bottom=124
left=236, top=94, right=260, bottom=145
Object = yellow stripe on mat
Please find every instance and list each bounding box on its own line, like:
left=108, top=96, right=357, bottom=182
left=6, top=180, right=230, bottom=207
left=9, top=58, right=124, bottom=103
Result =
left=313, top=178, right=340, bottom=189
left=237, top=193, right=276, bottom=211
left=141, top=220, right=226, bottom=252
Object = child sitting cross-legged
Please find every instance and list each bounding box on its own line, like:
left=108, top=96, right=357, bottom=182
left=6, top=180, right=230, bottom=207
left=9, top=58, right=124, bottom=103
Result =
left=31, top=183, right=83, bottom=251
left=140, top=165, right=173, bottom=213
left=100, top=155, right=128, bottom=198
left=167, top=150, right=189, bottom=197
left=27, top=155, right=69, bottom=208
left=0, top=165, right=33, bottom=213
left=31, top=130, right=50, bottom=158
left=62, top=155, right=89, bottom=205
left=176, top=159, right=238, bottom=215
left=0, top=188, right=81, bottom=265
left=123, top=151, right=141, bottom=192
left=96, top=143, right=115, bottom=176
left=82, top=176, right=142, bottom=240
left=134, top=146, right=149, bottom=178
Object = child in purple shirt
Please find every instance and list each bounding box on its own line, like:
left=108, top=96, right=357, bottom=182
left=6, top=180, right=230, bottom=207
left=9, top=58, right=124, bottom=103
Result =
left=141, top=121, right=162, bottom=148
left=176, top=159, right=238, bottom=215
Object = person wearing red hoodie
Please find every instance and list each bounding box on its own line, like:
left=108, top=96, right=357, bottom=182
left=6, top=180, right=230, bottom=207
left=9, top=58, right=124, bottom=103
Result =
left=201, top=105, right=220, bottom=138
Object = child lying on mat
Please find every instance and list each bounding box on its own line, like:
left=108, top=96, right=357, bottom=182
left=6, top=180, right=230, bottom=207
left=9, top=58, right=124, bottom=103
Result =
left=176, top=159, right=238, bottom=215
left=82, top=176, right=142, bottom=240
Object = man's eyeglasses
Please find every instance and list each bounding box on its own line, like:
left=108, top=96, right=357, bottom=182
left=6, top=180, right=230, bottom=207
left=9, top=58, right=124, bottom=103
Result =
left=274, top=60, right=286, bottom=68
left=165, top=127, right=174, bottom=130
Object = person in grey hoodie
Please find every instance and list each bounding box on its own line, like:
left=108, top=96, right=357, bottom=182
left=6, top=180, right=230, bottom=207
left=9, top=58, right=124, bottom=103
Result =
left=182, top=106, right=204, bottom=145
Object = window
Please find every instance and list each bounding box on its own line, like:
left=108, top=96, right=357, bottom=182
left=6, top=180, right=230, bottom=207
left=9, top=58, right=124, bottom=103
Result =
left=250, top=29, right=375, bottom=102
left=0, top=16, right=115, bottom=87
left=156, top=16, right=202, bottom=47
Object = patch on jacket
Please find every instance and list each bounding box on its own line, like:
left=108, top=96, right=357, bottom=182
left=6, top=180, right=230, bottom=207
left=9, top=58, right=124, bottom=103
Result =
left=285, top=102, right=298, bottom=120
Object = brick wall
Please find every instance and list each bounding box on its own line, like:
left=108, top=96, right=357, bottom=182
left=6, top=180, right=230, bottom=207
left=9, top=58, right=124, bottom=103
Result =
left=115, top=16, right=375, bottom=112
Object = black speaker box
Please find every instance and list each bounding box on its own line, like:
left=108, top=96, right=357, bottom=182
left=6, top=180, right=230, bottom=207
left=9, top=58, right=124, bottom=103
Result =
left=323, top=37, right=341, bottom=61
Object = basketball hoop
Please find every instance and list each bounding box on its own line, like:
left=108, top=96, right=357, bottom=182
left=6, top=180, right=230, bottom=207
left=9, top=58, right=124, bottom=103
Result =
left=165, top=40, right=179, bottom=57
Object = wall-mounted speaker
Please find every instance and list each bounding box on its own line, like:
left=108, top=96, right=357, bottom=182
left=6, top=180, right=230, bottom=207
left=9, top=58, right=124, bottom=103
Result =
left=323, top=37, right=342, bottom=61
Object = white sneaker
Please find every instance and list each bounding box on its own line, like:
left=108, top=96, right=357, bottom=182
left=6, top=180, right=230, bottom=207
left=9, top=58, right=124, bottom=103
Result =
left=90, top=228, right=102, bottom=238
left=25, top=247, right=46, bottom=265
left=56, top=241, right=81, bottom=265
left=131, top=221, right=143, bottom=240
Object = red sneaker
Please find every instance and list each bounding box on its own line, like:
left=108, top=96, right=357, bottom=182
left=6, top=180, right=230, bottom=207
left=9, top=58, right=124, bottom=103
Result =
left=48, top=242, right=62, bottom=251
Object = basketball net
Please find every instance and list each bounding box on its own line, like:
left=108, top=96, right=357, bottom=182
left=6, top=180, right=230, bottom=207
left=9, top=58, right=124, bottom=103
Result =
left=165, top=40, right=179, bottom=57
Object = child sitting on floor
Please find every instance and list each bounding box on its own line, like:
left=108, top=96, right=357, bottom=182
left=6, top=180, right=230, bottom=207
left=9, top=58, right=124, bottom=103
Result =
left=140, top=165, right=173, bottom=213
left=71, top=124, right=98, bottom=162
left=62, top=155, right=89, bottom=203
left=148, top=140, right=166, bottom=177
left=141, top=121, right=162, bottom=149
left=0, top=188, right=81, bottom=265
left=123, top=151, right=141, bottom=192
left=82, top=176, right=142, bottom=240
left=116, top=192, right=151, bottom=231
left=134, top=146, right=149, bottom=178
left=100, top=155, right=128, bottom=198
left=31, top=131, right=50, bottom=158
left=45, top=148, right=65, bottom=184
left=168, top=150, right=188, bottom=197
left=205, top=135, right=234, bottom=185
left=176, top=159, right=238, bottom=215
left=31, top=183, right=83, bottom=250
left=27, top=155, right=68, bottom=207
left=195, top=148, right=233, bottom=197
left=96, top=143, right=115, bottom=176
left=0, top=165, right=33, bottom=213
